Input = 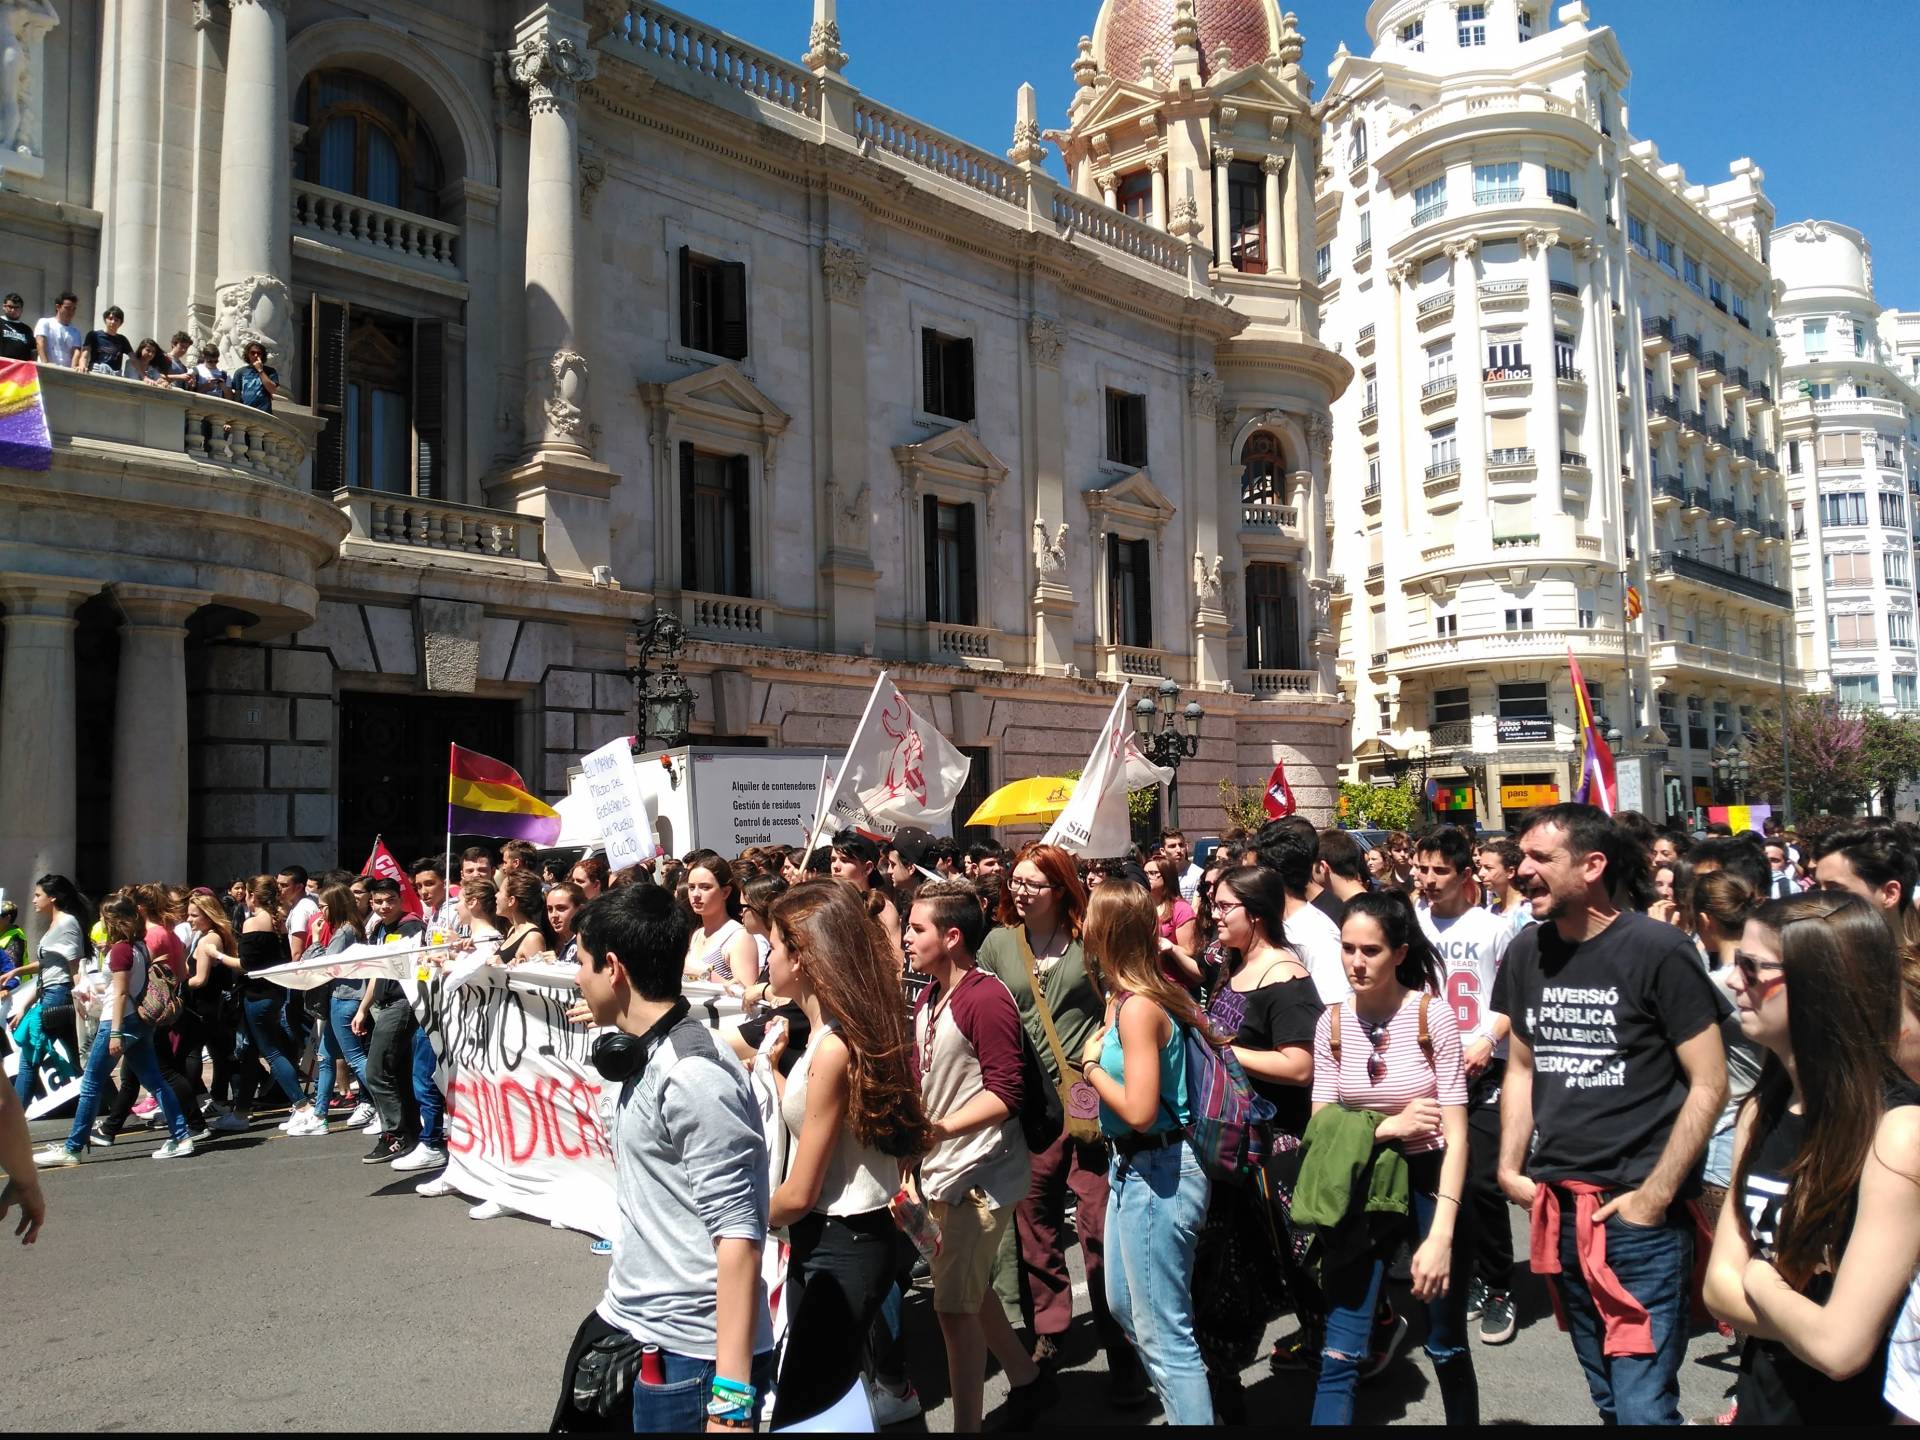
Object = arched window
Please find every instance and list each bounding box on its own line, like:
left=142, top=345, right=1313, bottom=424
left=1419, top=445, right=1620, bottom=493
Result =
left=1240, top=430, right=1285, bottom=506
left=295, top=69, right=445, bottom=218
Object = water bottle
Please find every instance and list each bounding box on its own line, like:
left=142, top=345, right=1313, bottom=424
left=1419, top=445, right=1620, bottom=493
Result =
left=889, top=1186, right=941, bottom=1262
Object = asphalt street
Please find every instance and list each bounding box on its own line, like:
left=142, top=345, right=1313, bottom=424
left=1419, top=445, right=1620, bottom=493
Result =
left=9, top=1112, right=1742, bottom=1430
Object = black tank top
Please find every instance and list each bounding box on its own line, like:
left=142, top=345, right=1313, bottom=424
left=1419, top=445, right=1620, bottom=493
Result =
left=238, top=929, right=290, bottom=999
left=1733, top=1080, right=1920, bottom=1425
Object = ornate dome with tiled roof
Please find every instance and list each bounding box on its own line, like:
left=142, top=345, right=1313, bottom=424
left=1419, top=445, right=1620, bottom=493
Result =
left=1092, top=0, right=1284, bottom=87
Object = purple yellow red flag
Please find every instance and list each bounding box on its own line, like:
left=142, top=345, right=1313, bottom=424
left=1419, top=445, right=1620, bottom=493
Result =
left=0, top=359, right=52, bottom=471
left=447, top=743, right=561, bottom=845
left=1567, top=647, right=1617, bottom=816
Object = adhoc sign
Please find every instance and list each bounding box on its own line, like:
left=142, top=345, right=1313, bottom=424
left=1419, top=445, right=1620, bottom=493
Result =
left=1499, top=782, right=1561, bottom=809
left=1495, top=716, right=1554, bottom=745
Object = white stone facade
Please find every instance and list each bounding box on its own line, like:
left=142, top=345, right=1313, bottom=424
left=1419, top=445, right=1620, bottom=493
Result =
left=1318, top=0, right=1797, bottom=829
left=1772, top=219, right=1920, bottom=714
left=0, top=0, right=1354, bottom=899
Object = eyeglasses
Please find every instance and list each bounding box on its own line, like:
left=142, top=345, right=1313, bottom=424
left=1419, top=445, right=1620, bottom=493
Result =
left=1008, top=878, right=1058, bottom=894
left=1365, top=1021, right=1391, bottom=1084
left=1732, top=951, right=1786, bottom=998
left=1213, top=899, right=1245, bottom=918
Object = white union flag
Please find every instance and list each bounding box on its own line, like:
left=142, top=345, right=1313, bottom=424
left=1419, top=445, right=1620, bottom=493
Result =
left=1042, top=685, right=1136, bottom=859
left=809, top=673, right=971, bottom=846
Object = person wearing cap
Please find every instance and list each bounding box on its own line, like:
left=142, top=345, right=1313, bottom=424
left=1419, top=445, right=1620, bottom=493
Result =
left=887, top=827, right=934, bottom=889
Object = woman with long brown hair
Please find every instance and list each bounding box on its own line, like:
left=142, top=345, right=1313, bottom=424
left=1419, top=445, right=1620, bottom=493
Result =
left=182, top=891, right=249, bottom=1134
left=210, top=874, right=313, bottom=1132
left=975, top=841, right=1143, bottom=1396
left=1691, top=871, right=1763, bottom=1227
left=1702, top=891, right=1920, bottom=1423
left=95, top=883, right=206, bottom=1144
left=493, top=870, right=554, bottom=965
left=682, top=854, right=758, bottom=986
left=1073, top=880, right=1217, bottom=1425
left=762, top=879, right=930, bottom=1394
left=303, top=881, right=364, bottom=1136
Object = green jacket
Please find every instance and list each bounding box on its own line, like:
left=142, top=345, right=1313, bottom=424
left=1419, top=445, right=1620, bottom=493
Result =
left=1292, top=1104, right=1410, bottom=1231
left=977, top=927, right=1101, bottom=1089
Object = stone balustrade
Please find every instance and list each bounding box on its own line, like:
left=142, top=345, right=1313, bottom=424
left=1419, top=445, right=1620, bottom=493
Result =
left=1102, top=644, right=1172, bottom=680
left=334, top=488, right=543, bottom=567
left=1246, top=668, right=1319, bottom=697
left=612, top=1, right=818, bottom=116
left=681, top=590, right=771, bottom=639
left=1241, top=502, right=1300, bottom=532
left=853, top=97, right=1025, bottom=207
left=928, top=622, right=1004, bottom=669
left=292, top=181, right=461, bottom=273
left=1049, top=189, right=1185, bottom=274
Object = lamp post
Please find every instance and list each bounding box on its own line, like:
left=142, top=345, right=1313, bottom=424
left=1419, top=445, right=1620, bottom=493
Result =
left=629, top=611, right=695, bottom=753
left=1132, top=677, right=1203, bottom=825
left=1712, top=741, right=1750, bottom=806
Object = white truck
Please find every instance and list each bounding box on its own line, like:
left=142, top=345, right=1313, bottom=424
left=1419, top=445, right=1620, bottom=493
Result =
left=557, top=745, right=839, bottom=859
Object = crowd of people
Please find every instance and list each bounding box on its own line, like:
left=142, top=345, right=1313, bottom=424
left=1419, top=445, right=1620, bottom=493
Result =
left=0, top=289, right=280, bottom=411
left=5, top=806, right=1920, bottom=1431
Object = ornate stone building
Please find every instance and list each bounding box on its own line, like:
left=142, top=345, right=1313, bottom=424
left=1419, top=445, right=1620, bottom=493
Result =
left=0, top=0, right=1349, bottom=900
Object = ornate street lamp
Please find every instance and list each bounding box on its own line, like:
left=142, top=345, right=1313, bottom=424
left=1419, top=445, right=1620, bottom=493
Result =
left=1132, top=677, right=1203, bottom=823
left=1711, top=742, right=1750, bottom=806
left=629, top=611, right=695, bottom=752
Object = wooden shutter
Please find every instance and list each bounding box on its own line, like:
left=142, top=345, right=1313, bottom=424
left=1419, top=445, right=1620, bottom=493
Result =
left=953, top=337, right=975, bottom=422
left=1130, top=538, right=1153, bottom=647
left=679, top=442, right=697, bottom=591
left=727, top=454, right=751, bottom=597
left=923, top=497, right=942, bottom=622
left=310, top=295, right=349, bottom=492
left=956, top=502, right=978, bottom=625
left=411, top=319, right=445, bottom=500
left=718, top=262, right=748, bottom=361
left=921, top=329, right=941, bottom=415
left=677, top=246, right=693, bottom=349
left=1106, top=533, right=1123, bottom=642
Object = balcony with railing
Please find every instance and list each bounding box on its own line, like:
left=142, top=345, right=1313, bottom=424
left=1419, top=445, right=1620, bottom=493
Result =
left=1703, top=349, right=1726, bottom=375
left=1425, top=457, right=1462, bottom=483
left=1549, top=279, right=1580, bottom=300
left=1416, top=290, right=1455, bottom=325
left=1429, top=719, right=1474, bottom=749
left=1650, top=394, right=1680, bottom=423
left=1642, top=316, right=1673, bottom=347
left=336, top=489, right=544, bottom=573
left=1413, top=199, right=1449, bottom=226
left=1356, top=323, right=1376, bottom=351
left=681, top=590, right=773, bottom=639
left=1359, top=402, right=1378, bottom=424
left=1649, top=549, right=1791, bottom=608
left=1560, top=449, right=1589, bottom=471
left=1709, top=497, right=1737, bottom=525
left=1101, top=644, right=1175, bottom=681
left=292, top=182, right=462, bottom=277
left=1420, top=374, right=1457, bottom=410
left=1685, top=487, right=1710, bottom=511
left=927, top=621, right=1005, bottom=669
left=1241, top=502, right=1301, bottom=534
left=1673, top=333, right=1702, bottom=364
left=613, top=2, right=820, bottom=115
left=1547, top=188, right=1579, bottom=209
left=1680, top=408, right=1706, bottom=434
left=1653, top=475, right=1687, bottom=504
left=1556, top=365, right=1586, bottom=385
left=1488, top=447, right=1535, bottom=472
left=1247, top=668, right=1322, bottom=698
left=1389, top=626, right=1647, bottom=674
left=1475, top=186, right=1523, bottom=206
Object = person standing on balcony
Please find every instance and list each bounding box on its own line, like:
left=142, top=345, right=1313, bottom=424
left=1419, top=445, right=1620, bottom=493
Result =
left=126, top=338, right=167, bottom=385
left=0, top=293, right=35, bottom=359
left=32, top=291, right=79, bottom=367
left=228, top=339, right=278, bottom=412
left=183, top=343, right=227, bottom=397
left=78, top=305, right=131, bottom=375
left=158, top=331, right=193, bottom=384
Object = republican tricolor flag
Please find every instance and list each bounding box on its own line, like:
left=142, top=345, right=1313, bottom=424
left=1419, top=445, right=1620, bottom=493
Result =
left=447, top=743, right=562, bottom=845
left=1568, top=647, right=1617, bottom=816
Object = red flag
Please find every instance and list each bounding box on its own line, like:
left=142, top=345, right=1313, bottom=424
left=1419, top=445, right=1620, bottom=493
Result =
left=361, top=837, right=424, bottom=919
left=1263, top=758, right=1297, bottom=819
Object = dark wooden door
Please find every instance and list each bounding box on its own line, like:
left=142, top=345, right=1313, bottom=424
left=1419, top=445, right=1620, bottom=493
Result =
left=338, top=691, right=516, bottom=869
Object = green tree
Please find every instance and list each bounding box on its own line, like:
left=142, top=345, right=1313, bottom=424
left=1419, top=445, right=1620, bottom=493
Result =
left=1218, top=778, right=1272, bottom=832
left=1747, top=695, right=1870, bottom=818
left=1861, top=709, right=1920, bottom=814
left=1337, top=778, right=1421, bottom=831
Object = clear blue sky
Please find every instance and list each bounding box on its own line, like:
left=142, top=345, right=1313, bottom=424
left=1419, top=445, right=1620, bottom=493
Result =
left=691, top=0, right=1920, bottom=306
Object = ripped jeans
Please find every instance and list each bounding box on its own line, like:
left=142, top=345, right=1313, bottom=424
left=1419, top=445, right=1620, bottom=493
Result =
left=1311, top=1149, right=1479, bottom=1426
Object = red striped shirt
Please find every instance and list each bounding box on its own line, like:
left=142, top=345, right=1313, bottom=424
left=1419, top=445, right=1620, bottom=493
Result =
left=1311, top=994, right=1467, bottom=1156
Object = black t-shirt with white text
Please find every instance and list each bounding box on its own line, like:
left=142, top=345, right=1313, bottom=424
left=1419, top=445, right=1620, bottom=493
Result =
left=1493, top=909, right=1720, bottom=1190
left=0, top=316, right=35, bottom=360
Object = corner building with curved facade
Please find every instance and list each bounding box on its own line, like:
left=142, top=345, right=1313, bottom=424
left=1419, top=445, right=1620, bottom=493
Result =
left=1320, top=0, right=1800, bottom=828
left=0, top=0, right=1354, bottom=901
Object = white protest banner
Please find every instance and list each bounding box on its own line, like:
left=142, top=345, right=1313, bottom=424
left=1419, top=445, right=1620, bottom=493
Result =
left=808, top=673, right=971, bottom=848
left=1122, top=732, right=1174, bottom=790
left=1042, top=684, right=1134, bottom=858
left=581, top=735, right=657, bottom=869
left=252, top=936, right=462, bottom=991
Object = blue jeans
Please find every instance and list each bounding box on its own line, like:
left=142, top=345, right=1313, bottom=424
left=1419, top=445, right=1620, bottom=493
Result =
left=64, top=1012, right=188, bottom=1151
left=631, top=1344, right=776, bottom=1433
left=11, top=983, right=73, bottom=1107
left=316, top=988, right=369, bottom=1109
left=1555, top=1207, right=1692, bottom=1425
left=411, top=1026, right=444, bottom=1147
left=242, top=992, right=307, bottom=1107
left=1105, top=1141, right=1213, bottom=1426
left=1312, top=1152, right=1479, bottom=1425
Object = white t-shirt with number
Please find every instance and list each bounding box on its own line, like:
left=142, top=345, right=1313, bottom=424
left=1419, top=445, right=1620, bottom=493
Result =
left=1286, top=902, right=1349, bottom=1006
left=1417, top=900, right=1512, bottom=1059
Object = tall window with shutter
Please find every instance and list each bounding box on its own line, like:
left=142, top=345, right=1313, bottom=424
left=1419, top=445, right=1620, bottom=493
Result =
left=922, top=498, right=978, bottom=626
left=1226, top=160, right=1265, bottom=273
left=1105, top=389, right=1148, bottom=467
left=679, top=443, right=751, bottom=597
left=1106, top=535, right=1153, bottom=648
left=921, top=329, right=975, bottom=422
left=1245, top=562, right=1300, bottom=670
left=310, top=296, right=349, bottom=491
left=679, top=247, right=748, bottom=360
left=307, top=297, right=445, bottom=498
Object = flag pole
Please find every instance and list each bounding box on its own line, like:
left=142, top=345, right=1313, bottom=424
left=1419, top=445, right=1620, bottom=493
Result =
left=444, top=742, right=455, bottom=917
left=803, top=754, right=830, bottom=851
left=808, top=671, right=890, bottom=850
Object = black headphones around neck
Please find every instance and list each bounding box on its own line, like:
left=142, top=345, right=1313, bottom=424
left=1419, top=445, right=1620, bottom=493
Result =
left=591, top=996, right=691, bottom=1083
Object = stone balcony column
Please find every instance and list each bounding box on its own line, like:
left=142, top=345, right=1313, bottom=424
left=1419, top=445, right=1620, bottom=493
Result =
left=1211, top=149, right=1233, bottom=265
left=489, top=6, right=613, bottom=581
left=0, top=579, right=95, bottom=925
left=1147, top=156, right=1167, bottom=231
left=1261, top=156, right=1284, bottom=271
left=1524, top=227, right=1567, bottom=531
left=110, top=586, right=208, bottom=886
left=1188, top=370, right=1229, bottom=689
left=1448, top=238, right=1487, bottom=537
left=1027, top=314, right=1073, bottom=675
left=214, top=0, right=294, bottom=368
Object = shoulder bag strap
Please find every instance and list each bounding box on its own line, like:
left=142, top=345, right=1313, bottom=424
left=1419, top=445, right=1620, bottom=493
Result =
left=1017, top=927, right=1076, bottom=1084
left=1328, top=999, right=1343, bottom=1060
left=1418, top=991, right=1434, bottom=1070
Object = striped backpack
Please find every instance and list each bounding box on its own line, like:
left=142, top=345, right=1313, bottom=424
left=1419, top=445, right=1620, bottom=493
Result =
left=1175, top=1018, right=1275, bottom=1182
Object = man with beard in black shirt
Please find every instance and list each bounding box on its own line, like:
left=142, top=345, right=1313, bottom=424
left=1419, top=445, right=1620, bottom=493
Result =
left=0, top=294, right=35, bottom=360
left=1494, top=803, right=1726, bottom=1426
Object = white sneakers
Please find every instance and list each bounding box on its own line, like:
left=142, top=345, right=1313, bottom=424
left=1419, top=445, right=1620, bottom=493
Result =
left=414, top=1176, right=455, bottom=1197
left=31, top=1144, right=77, bottom=1169
left=468, top=1199, right=509, bottom=1220
left=346, top=1101, right=377, bottom=1128
left=152, top=1137, right=195, bottom=1161
left=286, top=1109, right=329, bottom=1137
left=867, top=1377, right=923, bottom=1427
left=390, top=1142, right=447, bottom=1173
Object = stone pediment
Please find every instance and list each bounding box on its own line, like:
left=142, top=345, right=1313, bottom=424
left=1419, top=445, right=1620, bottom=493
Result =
left=1070, top=80, right=1168, bottom=142
left=1209, top=62, right=1312, bottom=116
left=892, top=424, right=1008, bottom=487
left=644, top=361, right=789, bottom=438
left=1084, top=468, right=1176, bottom=529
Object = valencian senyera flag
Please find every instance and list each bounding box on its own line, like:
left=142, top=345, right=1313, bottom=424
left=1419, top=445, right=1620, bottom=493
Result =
left=447, top=743, right=562, bottom=845
left=0, top=360, right=52, bottom=471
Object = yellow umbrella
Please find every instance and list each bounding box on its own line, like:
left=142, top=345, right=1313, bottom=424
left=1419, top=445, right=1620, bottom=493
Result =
left=966, top=775, right=1077, bottom=828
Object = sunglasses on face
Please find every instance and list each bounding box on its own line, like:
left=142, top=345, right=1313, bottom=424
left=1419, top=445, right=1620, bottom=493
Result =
left=1733, top=951, right=1786, bottom=997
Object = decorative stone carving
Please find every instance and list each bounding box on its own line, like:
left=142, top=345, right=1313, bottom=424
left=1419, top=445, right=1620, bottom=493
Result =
left=1072, top=35, right=1099, bottom=87
left=510, top=27, right=597, bottom=113
left=1033, top=519, right=1069, bottom=576
left=1193, top=552, right=1225, bottom=607
left=1169, top=195, right=1201, bottom=236
left=1008, top=117, right=1046, bottom=165
left=820, top=239, right=870, bottom=303
left=578, top=149, right=607, bottom=217
left=1027, top=314, right=1065, bottom=368
left=1523, top=227, right=1559, bottom=255
left=1171, top=0, right=1200, bottom=52
left=212, top=272, right=293, bottom=367
left=802, top=18, right=847, bottom=73
left=1262, top=154, right=1285, bottom=176
left=1386, top=261, right=1414, bottom=288
left=1145, top=154, right=1166, bottom=175
left=1309, top=577, right=1332, bottom=631
left=1443, top=236, right=1479, bottom=262
left=1305, top=414, right=1331, bottom=466
left=1211, top=146, right=1235, bottom=168
left=1275, top=10, right=1305, bottom=68
left=543, top=349, right=590, bottom=445
left=0, top=0, right=56, bottom=162
left=826, top=477, right=869, bottom=548
left=1094, top=170, right=1117, bottom=194
left=1187, top=368, right=1225, bottom=418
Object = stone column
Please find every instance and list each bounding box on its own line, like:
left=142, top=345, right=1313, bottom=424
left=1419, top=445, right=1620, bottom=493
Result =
left=100, top=0, right=163, bottom=343
left=489, top=7, right=613, bottom=580
left=1449, top=239, right=1488, bottom=542
left=1262, top=155, right=1284, bottom=271
left=1097, top=172, right=1117, bottom=209
left=213, top=0, right=293, bottom=367
left=110, top=586, right=207, bottom=886
left=1028, top=315, right=1074, bottom=675
left=0, top=579, right=94, bottom=926
left=818, top=237, right=878, bottom=654
left=1211, top=149, right=1233, bottom=265
left=1147, top=156, right=1167, bottom=231
left=1285, top=122, right=1313, bottom=284
left=1188, top=370, right=1229, bottom=689
left=1524, top=228, right=1568, bottom=534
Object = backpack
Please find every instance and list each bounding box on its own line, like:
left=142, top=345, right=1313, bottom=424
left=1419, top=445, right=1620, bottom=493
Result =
left=1325, top=993, right=1434, bottom=1071
left=1168, top=1009, right=1274, bottom=1182
left=132, top=941, right=181, bottom=1028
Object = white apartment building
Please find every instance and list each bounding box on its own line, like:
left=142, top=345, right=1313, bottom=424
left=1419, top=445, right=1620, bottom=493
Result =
left=1773, top=220, right=1920, bottom=712
left=1320, top=0, right=1797, bottom=829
